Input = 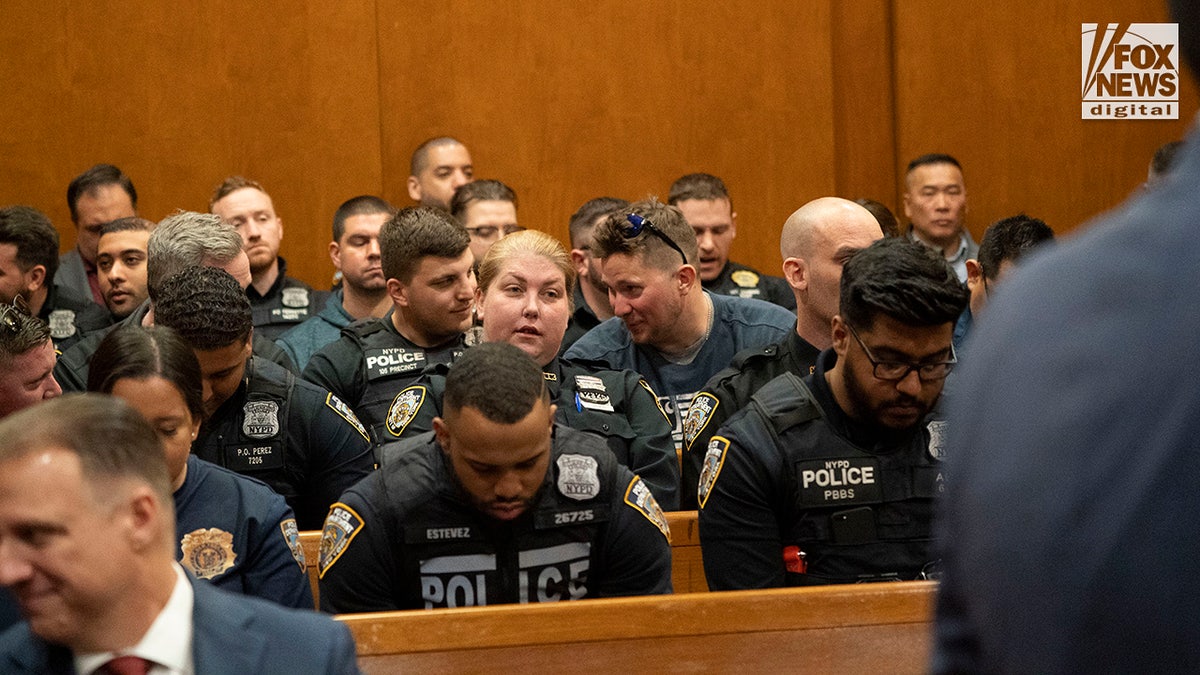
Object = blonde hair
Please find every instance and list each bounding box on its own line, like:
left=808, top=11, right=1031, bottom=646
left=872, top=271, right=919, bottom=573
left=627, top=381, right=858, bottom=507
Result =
left=477, top=230, right=577, bottom=309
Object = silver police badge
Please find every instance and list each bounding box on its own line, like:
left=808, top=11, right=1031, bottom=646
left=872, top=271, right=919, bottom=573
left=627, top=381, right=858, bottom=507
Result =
left=281, top=287, right=309, bottom=308
left=47, top=309, right=76, bottom=339
left=557, top=454, right=600, bottom=501
left=243, top=400, right=280, bottom=439
left=926, top=419, right=949, bottom=461
left=386, top=386, right=426, bottom=437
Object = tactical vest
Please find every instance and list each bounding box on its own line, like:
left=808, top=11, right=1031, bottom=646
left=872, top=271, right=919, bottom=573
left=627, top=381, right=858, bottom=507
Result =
left=251, top=286, right=321, bottom=335
left=750, top=377, right=943, bottom=585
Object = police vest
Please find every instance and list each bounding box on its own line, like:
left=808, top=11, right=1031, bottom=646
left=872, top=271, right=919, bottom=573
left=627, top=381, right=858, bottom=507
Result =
left=251, top=286, right=321, bottom=333
left=750, top=378, right=943, bottom=585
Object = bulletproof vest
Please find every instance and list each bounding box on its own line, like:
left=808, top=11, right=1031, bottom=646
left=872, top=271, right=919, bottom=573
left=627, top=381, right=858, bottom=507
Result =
left=350, top=322, right=463, bottom=443
left=250, top=286, right=326, bottom=340
left=751, top=377, right=943, bottom=585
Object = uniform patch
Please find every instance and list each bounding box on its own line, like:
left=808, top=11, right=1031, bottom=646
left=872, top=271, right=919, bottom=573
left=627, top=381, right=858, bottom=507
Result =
left=639, top=380, right=671, bottom=423
left=926, top=419, right=949, bottom=461
left=242, top=400, right=280, bottom=439
left=543, top=371, right=558, bottom=382
left=730, top=269, right=760, bottom=288
left=180, top=528, right=237, bottom=580
left=280, top=518, right=305, bottom=570
left=683, top=393, right=719, bottom=451
left=623, top=476, right=671, bottom=541
left=365, top=347, right=427, bottom=379
left=795, top=457, right=882, bottom=506
left=573, top=375, right=614, bottom=412
left=319, top=503, right=364, bottom=578
left=697, top=437, right=729, bottom=509
left=47, top=309, right=76, bottom=339
left=281, top=287, right=309, bottom=308
left=326, top=393, right=370, bottom=442
left=386, top=386, right=426, bottom=437
left=556, top=454, right=600, bottom=501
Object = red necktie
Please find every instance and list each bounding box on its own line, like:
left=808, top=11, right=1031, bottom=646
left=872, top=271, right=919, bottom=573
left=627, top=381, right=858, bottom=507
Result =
left=98, top=655, right=152, bottom=675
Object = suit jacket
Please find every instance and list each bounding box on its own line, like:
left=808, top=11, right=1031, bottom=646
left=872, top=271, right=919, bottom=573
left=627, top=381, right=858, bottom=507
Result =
left=0, top=573, right=361, bottom=674
left=56, top=249, right=98, bottom=306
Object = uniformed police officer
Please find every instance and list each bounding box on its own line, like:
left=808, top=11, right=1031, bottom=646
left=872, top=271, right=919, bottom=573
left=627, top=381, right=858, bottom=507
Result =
left=154, top=265, right=374, bottom=530
left=384, top=230, right=679, bottom=509
left=698, top=237, right=966, bottom=589
left=210, top=176, right=330, bottom=341
left=319, top=343, right=672, bottom=612
left=681, top=198, right=883, bottom=507
left=303, top=206, right=475, bottom=445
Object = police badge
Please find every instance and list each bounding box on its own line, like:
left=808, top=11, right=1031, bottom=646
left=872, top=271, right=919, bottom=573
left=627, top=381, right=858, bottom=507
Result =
left=557, top=454, right=600, bottom=501
left=730, top=269, right=760, bottom=288
left=574, top=375, right=614, bottom=412
left=281, top=287, right=309, bottom=308
left=180, top=528, right=237, bottom=579
left=47, top=309, right=76, bottom=340
left=386, top=386, right=426, bottom=437
left=926, top=419, right=949, bottom=461
left=243, top=400, right=280, bottom=439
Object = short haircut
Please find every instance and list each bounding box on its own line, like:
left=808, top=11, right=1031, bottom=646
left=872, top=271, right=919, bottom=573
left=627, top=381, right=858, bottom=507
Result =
left=332, top=195, right=395, bottom=242
left=668, top=173, right=732, bottom=208
left=410, top=136, right=465, bottom=177
left=853, top=198, right=900, bottom=238
left=1150, top=140, right=1185, bottom=179
left=146, top=211, right=243, bottom=301
left=906, top=153, right=962, bottom=175
left=449, top=180, right=517, bottom=222
left=840, top=237, right=968, bottom=331
left=153, top=266, right=252, bottom=351
left=101, top=216, right=156, bottom=237
left=0, top=302, right=51, bottom=362
left=568, top=197, right=629, bottom=248
left=0, top=394, right=173, bottom=507
left=67, top=164, right=138, bottom=224
left=591, top=197, right=699, bottom=271
left=209, top=175, right=267, bottom=211
left=0, top=206, right=59, bottom=285
left=443, top=342, right=547, bottom=424
left=977, top=214, right=1055, bottom=281
left=379, top=207, right=471, bottom=283
left=88, top=325, right=204, bottom=422
left=477, top=230, right=576, bottom=310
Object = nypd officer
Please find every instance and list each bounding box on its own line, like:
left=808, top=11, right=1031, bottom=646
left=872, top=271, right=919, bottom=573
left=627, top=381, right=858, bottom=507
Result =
left=318, top=343, right=672, bottom=612
left=303, top=206, right=475, bottom=444
left=698, top=237, right=966, bottom=589
left=380, top=230, right=679, bottom=509
left=154, top=265, right=374, bottom=530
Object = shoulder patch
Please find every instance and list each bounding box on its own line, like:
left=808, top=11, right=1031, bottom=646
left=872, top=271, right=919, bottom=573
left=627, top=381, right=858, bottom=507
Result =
left=47, top=309, right=77, bottom=339
left=574, top=374, right=614, bottom=412
left=281, top=287, right=310, bottom=308
left=242, top=400, right=280, bottom=439
left=279, top=517, right=305, bottom=570
left=683, top=393, right=719, bottom=451
left=730, top=269, right=760, bottom=288
left=385, top=386, right=427, bottom=437
left=926, top=419, right=949, bottom=461
left=180, top=527, right=237, bottom=580
left=639, top=379, right=671, bottom=423
left=326, top=393, right=370, bottom=442
left=623, top=476, right=671, bottom=542
left=697, top=436, right=730, bottom=509
left=318, top=503, right=364, bottom=579
left=557, top=454, right=600, bottom=501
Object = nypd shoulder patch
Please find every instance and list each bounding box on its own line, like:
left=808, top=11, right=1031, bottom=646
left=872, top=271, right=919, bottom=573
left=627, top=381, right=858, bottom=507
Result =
left=326, top=393, right=370, bottom=442
left=623, top=476, right=671, bottom=542
left=682, top=393, right=719, bottom=451
left=319, top=503, right=364, bottom=579
left=386, top=386, right=426, bottom=438
left=279, top=517, right=305, bottom=570
left=697, top=436, right=730, bottom=509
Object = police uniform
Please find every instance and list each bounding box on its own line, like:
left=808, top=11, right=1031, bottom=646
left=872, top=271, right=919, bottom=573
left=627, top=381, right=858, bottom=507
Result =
left=275, top=288, right=354, bottom=371
left=248, top=258, right=331, bottom=341
left=193, top=356, right=375, bottom=530
left=380, top=356, right=680, bottom=510
left=703, top=261, right=796, bottom=311
left=41, top=284, right=112, bottom=353
left=175, top=455, right=313, bottom=609
left=318, top=424, right=672, bottom=612
left=302, top=313, right=466, bottom=445
left=680, top=328, right=820, bottom=508
left=698, top=349, right=945, bottom=589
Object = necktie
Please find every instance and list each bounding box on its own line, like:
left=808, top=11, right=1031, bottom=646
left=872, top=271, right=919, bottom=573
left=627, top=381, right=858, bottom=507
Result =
left=98, top=655, right=152, bottom=675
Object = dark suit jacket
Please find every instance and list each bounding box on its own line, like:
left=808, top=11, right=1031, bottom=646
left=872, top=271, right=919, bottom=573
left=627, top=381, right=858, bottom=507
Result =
left=0, top=573, right=361, bottom=674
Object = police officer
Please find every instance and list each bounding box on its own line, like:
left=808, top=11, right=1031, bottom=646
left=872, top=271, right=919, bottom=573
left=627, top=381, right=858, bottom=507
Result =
left=319, top=343, right=672, bottom=612
left=682, top=198, right=883, bottom=507
left=698, top=238, right=966, bottom=588
left=154, top=265, right=374, bottom=530
left=210, top=176, right=330, bottom=341
left=303, top=206, right=475, bottom=444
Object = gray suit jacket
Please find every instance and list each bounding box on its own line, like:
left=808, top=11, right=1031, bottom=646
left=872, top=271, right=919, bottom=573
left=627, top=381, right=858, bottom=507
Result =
left=56, top=248, right=96, bottom=306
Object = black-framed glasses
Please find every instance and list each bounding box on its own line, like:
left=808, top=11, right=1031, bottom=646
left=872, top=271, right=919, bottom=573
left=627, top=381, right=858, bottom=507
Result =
left=847, top=324, right=956, bottom=382
left=624, top=214, right=688, bottom=266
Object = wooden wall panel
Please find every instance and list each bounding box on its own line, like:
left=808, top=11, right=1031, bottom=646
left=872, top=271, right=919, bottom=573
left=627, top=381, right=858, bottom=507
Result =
left=893, top=1, right=1199, bottom=240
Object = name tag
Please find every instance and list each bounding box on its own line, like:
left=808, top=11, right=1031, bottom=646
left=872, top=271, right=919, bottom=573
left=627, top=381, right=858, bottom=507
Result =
left=225, top=443, right=284, bottom=472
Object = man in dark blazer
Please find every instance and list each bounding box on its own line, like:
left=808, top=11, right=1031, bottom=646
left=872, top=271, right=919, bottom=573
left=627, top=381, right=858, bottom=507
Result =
left=0, top=395, right=360, bottom=674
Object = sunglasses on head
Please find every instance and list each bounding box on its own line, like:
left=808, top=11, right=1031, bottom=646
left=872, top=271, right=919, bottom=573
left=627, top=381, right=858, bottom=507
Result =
left=623, top=214, right=688, bottom=266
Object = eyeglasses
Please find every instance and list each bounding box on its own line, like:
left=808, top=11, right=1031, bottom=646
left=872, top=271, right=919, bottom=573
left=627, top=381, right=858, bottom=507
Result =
left=624, top=214, right=688, bottom=266
left=466, top=224, right=525, bottom=239
left=0, top=296, right=32, bottom=334
left=847, top=324, right=956, bottom=382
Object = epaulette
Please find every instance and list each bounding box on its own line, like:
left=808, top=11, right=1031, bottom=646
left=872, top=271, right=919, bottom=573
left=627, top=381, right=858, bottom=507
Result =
left=748, top=372, right=821, bottom=437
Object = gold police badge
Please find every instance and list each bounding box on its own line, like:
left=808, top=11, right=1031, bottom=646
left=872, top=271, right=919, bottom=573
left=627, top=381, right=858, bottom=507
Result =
left=730, top=269, right=760, bottom=288
left=180, top=528, right=237, bottom=579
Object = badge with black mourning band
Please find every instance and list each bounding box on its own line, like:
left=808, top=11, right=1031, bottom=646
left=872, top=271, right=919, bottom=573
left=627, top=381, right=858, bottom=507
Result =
left=793, top=457, right=883, bottom=506
left=180, top=528, right=237, bottom=579
left=281, top=287, right=309, bottom=308
left=556, top=454, right=600, bottom=501
left=319, top=503, right=364, bottom=578
left=386, top=386, right=426, bottom=437
left=683, top=393, right=718, bottom=450
left=926, top=419, right=949, bottom=461
left=573, top=375, right=614, bottom=412
left=47, top=309, right=76, bottom=340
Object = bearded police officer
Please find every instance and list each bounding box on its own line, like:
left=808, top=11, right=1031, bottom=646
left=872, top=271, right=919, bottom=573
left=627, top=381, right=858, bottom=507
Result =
left=154, top=266, right=374, bottom=530
left=698, top=238, right=966, bottom=589
left=318, top=343, right=672, bottom=612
